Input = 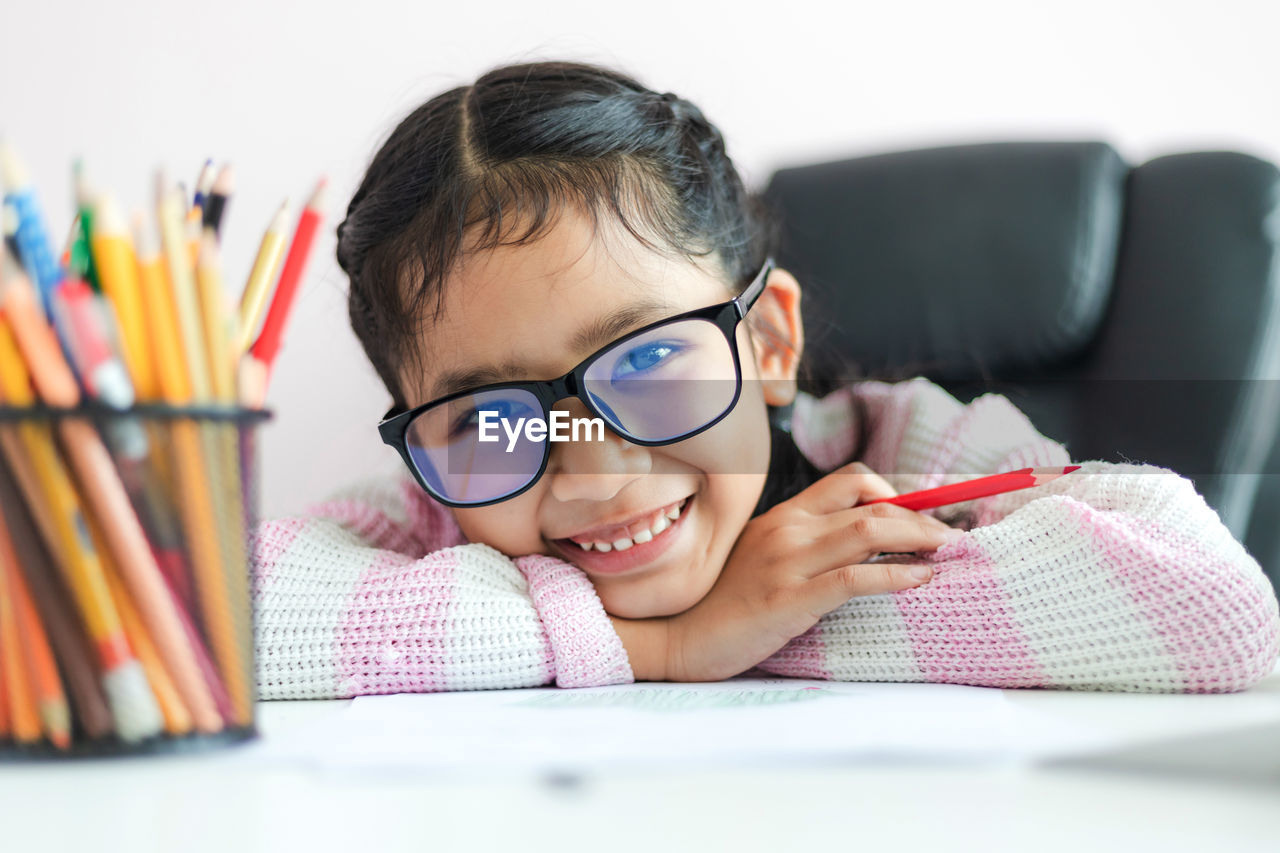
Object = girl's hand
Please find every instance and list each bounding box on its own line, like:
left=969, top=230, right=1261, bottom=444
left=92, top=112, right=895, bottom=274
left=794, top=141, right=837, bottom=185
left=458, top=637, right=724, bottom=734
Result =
left=660, top=462, right=959, bottom=682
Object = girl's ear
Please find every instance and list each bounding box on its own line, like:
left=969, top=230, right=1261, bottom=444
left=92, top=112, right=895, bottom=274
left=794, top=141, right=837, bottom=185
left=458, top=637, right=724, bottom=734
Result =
left=747, top=267, right=804, bottom=406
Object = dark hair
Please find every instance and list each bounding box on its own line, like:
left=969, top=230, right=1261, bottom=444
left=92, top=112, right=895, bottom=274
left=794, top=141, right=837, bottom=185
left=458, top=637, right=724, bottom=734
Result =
left=337, top=60, right=780, bottom=410
left=337, top=59, right=843, bottom=512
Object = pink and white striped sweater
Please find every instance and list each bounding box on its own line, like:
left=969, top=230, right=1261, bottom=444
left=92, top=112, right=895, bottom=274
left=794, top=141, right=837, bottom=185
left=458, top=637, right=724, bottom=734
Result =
left=250, top=377, right=1280, bottom=699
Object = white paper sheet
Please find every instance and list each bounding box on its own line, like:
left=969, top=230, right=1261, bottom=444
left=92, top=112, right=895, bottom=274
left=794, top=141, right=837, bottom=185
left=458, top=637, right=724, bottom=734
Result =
left=241, top=676, right=1117, bottom=781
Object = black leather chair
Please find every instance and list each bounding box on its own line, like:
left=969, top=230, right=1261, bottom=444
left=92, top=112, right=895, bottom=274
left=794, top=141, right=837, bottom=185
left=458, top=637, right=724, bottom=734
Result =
left=763, top=141, right=1280, bottom=585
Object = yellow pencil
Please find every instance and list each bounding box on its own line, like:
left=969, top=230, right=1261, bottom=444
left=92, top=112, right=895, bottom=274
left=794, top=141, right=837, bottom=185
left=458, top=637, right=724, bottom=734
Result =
left=132, top=211, right=190, bottom=403
left=196, top=229, right=236, bottom=402
left=195, top=227, right=254, bottom=725
left=92, top=194, right=158, bottom=401
left=235, top=200, right=290, bottom=355
left=155, top=173, right=212, bottom=401
left=131, top=212, right=185, bottom=545
left=145, top=204, right=251, bottom=725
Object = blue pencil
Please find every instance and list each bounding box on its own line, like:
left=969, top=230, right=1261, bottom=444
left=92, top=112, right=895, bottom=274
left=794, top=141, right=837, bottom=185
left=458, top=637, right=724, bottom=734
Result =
left=0, top=141, right=63, bottom=320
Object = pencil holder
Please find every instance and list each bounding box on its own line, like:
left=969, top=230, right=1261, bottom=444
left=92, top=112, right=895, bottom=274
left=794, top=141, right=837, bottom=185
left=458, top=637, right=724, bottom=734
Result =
left=0, top=401, right=272, bottom=758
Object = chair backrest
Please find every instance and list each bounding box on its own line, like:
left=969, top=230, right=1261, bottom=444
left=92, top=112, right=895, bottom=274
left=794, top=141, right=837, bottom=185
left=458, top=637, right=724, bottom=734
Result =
left=763, top=141, right=1280, bottom=571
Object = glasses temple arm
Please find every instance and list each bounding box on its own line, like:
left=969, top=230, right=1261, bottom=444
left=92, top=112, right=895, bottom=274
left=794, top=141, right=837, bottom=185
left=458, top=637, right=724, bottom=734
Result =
left=735, top=256, right=774, bottom=318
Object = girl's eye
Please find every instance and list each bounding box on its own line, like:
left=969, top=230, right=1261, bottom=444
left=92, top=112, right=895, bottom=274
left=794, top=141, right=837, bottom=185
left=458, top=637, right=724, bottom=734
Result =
left=610, top=341, right=685, bottom=381
left=449, top=397, right=535, bottom=437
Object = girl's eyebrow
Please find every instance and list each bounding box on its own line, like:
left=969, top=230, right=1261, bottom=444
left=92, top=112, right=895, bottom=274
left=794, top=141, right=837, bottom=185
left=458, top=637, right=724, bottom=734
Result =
left=429, top=300, right=671, bottom=401
left=432, top=361, right=524, bottom=399
left=569, top=299, right=669, bottom=353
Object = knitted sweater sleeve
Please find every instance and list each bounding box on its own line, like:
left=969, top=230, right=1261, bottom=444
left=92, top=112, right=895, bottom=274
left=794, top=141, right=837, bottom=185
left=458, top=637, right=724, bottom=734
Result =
left=250, top=474, right=633, bottom=699
left=762, top=377, right=1280, bottom=693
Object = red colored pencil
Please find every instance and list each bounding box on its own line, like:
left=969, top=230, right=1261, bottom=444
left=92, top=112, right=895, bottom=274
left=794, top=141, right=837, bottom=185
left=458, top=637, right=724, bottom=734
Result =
left=862, top=465, right=1081, bottom=511
left=239, top=178, right=326, bottom=408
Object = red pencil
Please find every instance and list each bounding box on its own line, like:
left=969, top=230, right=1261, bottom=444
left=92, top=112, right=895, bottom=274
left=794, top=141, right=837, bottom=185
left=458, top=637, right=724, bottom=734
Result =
left=239, top=177, right=326, bottom=408
left=862, top=465, right=1081, bottom=511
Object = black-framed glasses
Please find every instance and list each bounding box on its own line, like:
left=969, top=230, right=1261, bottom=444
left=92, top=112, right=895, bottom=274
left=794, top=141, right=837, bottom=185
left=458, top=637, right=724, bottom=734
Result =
left=378, top=256, right=775, bottom=507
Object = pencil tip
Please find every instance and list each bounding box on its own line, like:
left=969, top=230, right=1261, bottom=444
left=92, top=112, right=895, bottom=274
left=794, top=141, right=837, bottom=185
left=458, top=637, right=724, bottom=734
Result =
left=212, top=162, right=235, bottom=194
left=0, top=140, right=27, bottom=189
left=307, top=177, right=329, bottom=211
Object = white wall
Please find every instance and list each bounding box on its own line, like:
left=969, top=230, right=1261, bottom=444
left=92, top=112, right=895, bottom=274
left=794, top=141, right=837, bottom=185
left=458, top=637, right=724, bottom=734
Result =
left=3, top=0, right=1277, bottom=519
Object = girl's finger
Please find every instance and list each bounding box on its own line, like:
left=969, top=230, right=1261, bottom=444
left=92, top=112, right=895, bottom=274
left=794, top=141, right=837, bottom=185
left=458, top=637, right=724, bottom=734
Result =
left=818, top=501, right=956, bottom=537
left=790, top=461, right=898, bottom=516
left=800, top=514, right=961, bottom=577
left=802, top=561, right=934, bottom=615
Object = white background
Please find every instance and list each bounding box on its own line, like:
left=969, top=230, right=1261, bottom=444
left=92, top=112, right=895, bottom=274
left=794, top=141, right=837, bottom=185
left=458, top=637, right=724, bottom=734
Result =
left=3, top=0, right=1277, bottom=518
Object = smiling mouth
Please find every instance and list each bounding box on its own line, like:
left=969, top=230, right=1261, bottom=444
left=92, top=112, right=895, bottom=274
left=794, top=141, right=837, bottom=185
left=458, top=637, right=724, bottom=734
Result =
left=557, top=497, right=690, bottom=553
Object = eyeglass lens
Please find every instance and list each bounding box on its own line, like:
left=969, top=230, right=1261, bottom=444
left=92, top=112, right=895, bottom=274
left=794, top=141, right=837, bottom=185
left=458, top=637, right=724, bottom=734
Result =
left=403, top=317, right=740, bottom=505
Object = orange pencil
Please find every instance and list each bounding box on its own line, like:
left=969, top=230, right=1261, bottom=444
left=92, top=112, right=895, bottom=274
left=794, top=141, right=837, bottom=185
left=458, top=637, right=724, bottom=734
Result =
left=0, top=515, right=71, bottom=749
left=0, top=456, right=114, bottom=740
left=0, top=531, right=40, bottom=744
left=89, top=513, right=194, bottom=736
left=0, top=247, right=222, bottom=734
left=0, top=638, right=10, bottom=740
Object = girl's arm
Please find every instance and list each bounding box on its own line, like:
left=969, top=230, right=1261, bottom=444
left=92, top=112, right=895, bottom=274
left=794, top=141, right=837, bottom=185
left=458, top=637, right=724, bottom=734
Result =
left=760, top=378, right=1280, bottom=693
left=250, top=475, right=633, bottom=699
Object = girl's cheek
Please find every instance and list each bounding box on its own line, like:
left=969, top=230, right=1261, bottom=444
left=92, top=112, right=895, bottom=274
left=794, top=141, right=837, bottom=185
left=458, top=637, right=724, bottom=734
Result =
left=452, top=499, right=544, bottom=552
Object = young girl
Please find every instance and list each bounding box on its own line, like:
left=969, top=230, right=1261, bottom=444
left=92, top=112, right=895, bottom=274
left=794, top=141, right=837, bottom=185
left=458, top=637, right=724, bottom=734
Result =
left=251, top=60, right=1279, bottom=699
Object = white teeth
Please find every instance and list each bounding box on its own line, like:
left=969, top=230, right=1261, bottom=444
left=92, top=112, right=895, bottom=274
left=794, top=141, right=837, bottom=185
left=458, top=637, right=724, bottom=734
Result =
left=574, top=498, right=687, bottom=553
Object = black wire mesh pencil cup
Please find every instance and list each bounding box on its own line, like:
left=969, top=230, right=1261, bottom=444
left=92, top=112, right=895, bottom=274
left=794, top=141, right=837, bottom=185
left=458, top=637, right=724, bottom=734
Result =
left=0, top=401, right=272, bottom=758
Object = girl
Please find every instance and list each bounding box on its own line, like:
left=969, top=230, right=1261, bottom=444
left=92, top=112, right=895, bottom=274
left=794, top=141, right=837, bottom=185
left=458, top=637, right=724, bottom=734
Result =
left=251, top=60, right=1279, bottom=699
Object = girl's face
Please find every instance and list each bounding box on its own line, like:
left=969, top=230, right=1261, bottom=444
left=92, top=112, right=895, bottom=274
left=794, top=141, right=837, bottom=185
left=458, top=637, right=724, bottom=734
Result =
left=399, top=204, right=804, bottom=618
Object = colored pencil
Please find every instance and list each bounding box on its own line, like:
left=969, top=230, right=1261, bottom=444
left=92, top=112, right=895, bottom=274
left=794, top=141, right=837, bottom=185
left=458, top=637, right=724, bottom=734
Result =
left=0, top=550, right=41, bottom=744
left=156, top=174, right=212, bottom=401
left=241, top=177, right=326, bottom=407
left=52, top=278, right=134, bottom=407
left=0, top=636, right=9, bottom=740
left=0, top=457, right=115, bottom=740
left=143, top=200, right=247, bottom=723
left=132, top=212, right=192, bottom=402
left=235, top=200, right=290, bottom=354
left=861, top=465, right=1083, bottom=511
left=0, top=141, right=62, bottom=317
left=202, top=163, right=233, bottom=236
left=196, top=229, right=236, bottom=403
left=0, top=514, right=72, bottom=749
left=190, top=226, right=254, bottom=724
left=192, top=159, right=215, bottom=210
left=92, top=194, right=158, bottom=401
left=85, top=507, right=194, bottom=736
left=71, top=161, right=101, bottom=292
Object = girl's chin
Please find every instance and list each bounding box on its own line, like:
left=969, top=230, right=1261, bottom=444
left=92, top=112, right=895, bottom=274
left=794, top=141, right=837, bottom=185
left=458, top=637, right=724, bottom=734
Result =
left=596, top=572, right=715, bottom=620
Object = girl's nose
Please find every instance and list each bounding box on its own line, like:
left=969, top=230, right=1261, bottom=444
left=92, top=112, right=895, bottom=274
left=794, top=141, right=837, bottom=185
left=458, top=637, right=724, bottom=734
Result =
left=546, top=399, right=651, bottom=503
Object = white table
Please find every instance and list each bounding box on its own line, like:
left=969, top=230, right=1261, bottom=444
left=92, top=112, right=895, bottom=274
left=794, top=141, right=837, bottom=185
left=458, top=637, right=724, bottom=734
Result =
left=4, top=667, right=1279, bottom=853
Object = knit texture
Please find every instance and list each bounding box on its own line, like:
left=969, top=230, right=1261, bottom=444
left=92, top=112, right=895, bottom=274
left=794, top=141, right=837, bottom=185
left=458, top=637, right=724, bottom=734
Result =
left=251, top=377, right=1280, bottom=698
